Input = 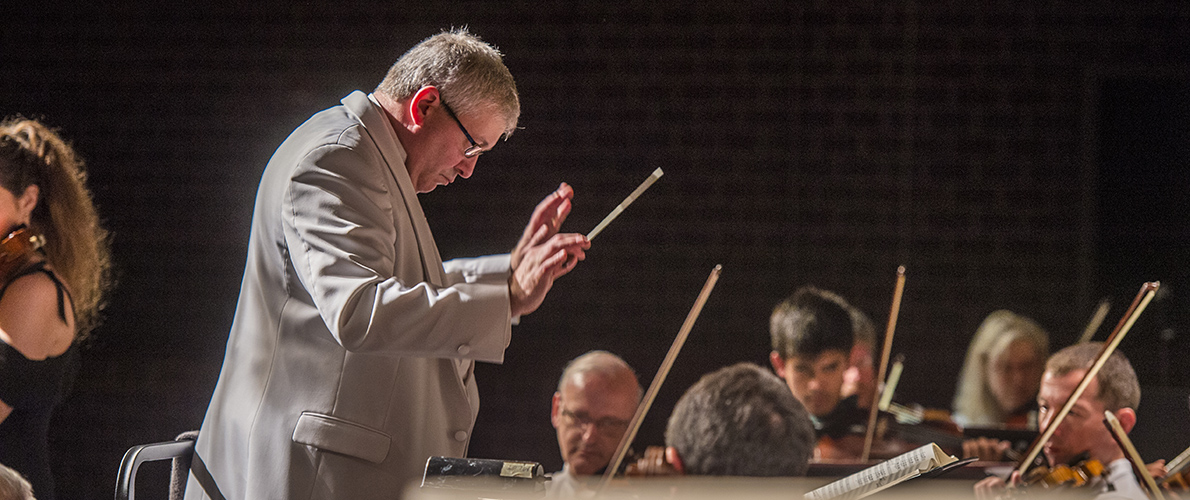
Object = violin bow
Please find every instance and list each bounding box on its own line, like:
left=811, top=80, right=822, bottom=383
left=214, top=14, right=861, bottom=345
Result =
left=598, top=265, right=723, bottom=489
left=861, top=266, right=906, bottom=462
left=1014, top=282, right=1160, bottom=477
left=1076, top=297, right=1111, bottom=344
left=877, top=354, right=906, bottom=413
left=1104, top=410, right=1166, bottom=500
left=1161, top=444, right=1190, bottom=489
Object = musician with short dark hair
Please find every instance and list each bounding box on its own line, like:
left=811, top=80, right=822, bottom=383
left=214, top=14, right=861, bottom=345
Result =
left=663, top=362, right=815, bottom=476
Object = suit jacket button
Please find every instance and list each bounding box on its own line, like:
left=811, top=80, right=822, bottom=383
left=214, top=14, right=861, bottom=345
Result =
left=457, top=344, right=471, bottom=355
left=454, top=430, right=468, bottom=442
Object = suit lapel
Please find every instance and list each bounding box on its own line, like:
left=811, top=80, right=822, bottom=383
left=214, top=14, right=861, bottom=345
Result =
left=341, top=91, right=447, bottom=286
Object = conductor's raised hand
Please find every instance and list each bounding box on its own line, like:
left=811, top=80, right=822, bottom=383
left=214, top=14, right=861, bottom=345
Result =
left=509, top=184, right=589, bottom=317
left=512, top=182, right=575, bottom=270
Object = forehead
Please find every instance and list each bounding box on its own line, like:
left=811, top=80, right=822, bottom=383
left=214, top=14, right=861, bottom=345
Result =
left=992, top=339, right=1041, bottom=361
left=458, top=103, right=511, bottom=145
left=1040, top=369, right=1101, bottom=407
left=561, top=372, right=636, bottom=402
left=791, top=350, right=848, bottom=367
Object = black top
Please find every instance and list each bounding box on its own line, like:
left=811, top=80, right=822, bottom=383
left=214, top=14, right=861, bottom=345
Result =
left=0, top=261, right=76, bottom=500
left=811, top=394, right=869, bottom=440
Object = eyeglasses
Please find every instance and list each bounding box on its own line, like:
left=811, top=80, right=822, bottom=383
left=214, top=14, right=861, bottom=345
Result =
left=440, top=100, right=486, bottom=158
left=559, top=409, right=630, bottom=434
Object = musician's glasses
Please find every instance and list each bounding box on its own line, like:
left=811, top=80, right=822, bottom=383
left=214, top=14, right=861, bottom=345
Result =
left=559, top=408, right=630, bottom=434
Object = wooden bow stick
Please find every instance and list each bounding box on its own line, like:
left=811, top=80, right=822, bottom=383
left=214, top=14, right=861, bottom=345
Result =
left=1104, top=410, right=1166, bottom=500
left=861, top=265, right=907, bottom=462
left=1076, top=298, right=1111, bottom=344
left=1015, top=282, right=1159, bottom=477
left=599, top=264, right=723, bottom=488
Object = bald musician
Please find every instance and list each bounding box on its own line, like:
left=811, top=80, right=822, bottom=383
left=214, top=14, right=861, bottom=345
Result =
left=663, top=362, right=816, bottom=476
left=974, top=343, right=1147, bottom=500
left=547, top=351, right=641, bottom=496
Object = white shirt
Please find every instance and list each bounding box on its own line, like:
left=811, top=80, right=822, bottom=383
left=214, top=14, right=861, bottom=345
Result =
left=1095, top=457, right=1149, bottom=500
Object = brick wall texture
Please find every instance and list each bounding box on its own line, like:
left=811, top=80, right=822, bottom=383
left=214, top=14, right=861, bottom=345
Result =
left=2, top=1, right=1188, bottom=498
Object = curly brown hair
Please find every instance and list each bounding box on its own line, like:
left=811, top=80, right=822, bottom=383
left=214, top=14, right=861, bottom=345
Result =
left=0, top=117, right=113, bottom=339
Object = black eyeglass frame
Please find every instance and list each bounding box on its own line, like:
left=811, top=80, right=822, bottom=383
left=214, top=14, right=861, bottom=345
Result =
left=440, top=100, right=486, bottom=158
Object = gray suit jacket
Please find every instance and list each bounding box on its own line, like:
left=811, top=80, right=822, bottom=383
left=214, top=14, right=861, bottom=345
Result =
left=186, top=91, right=513, bottom=500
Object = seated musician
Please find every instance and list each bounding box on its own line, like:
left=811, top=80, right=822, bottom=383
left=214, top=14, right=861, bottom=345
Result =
left=954, top=310, right=1049, bottom=460
left=768, top=286, right=872, bottom=459
left=843, top=305, right=878, bottom=412
left=663, top=362, right=816, bottom=476
left=547, top=351, right=641, bottom=496
left=974, top=343, right=1147, bottom=500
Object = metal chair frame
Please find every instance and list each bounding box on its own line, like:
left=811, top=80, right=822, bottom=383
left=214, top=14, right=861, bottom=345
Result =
left=114, top=437, right=195, bottom=500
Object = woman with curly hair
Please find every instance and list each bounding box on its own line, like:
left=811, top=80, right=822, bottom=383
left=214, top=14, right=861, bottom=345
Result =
left=0, top=118, right=112, bottom=500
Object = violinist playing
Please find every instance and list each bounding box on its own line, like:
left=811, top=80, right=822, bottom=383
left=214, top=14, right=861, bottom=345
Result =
left=769, top=286, right=909, bottom=460
left=547, top=351, right=641, bottom=497
left=974, top=343, right=1148, bottom=500
left=0, top=118, right=112, bottom=500
left=954, top=310, right=1050, bottom=460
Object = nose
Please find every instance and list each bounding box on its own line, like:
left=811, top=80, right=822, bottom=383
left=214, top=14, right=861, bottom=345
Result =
left=580, top=424, right=599, bottom=442
left=456, top=157, right=476, bottom=179
left=806, top=377, right=821, bottom=392
left=1039, top=411, right=1056, bottom=434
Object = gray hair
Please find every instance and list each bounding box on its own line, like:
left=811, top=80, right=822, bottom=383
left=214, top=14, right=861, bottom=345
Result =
left=375, top=28, right=520, bottom=138
left=665, top=363, right=815, bottom=476
left=557, top=350, right=643, bottom=402
left=952, top=310, right=1050, bottom=426
left=0, top=463, right=35, bottom=500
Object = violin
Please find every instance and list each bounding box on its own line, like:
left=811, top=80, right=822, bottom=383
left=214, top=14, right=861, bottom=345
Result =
left=0, top=225, right=45, bottom=285
left=1022, top=456, right=1106, bottom=490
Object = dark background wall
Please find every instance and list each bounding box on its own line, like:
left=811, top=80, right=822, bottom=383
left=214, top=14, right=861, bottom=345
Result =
left=2, top=2, right=1189, bottom=498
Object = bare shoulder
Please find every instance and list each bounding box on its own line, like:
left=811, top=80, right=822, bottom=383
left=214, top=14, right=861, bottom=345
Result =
left=0, top=271, right=75, bottom=360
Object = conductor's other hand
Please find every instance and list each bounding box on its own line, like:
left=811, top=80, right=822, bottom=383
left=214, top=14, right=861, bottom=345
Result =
left=509, top=183, right=589, bottom=317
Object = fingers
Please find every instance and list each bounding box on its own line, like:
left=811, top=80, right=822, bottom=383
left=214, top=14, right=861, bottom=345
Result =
left=514, top=184, right=576, bottom=269
left=528, top=183, right=574, bottom=233
left=973, top=476, right=1006, bottom=500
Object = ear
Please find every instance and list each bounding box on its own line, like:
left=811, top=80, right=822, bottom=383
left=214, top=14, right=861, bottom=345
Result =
left=770, top=351, right=786, bottom=378
left=551, top=392, right=562, bottom=429
left=1114, top=407, right=1137, bottom=434
left=407, top=86, right=440, bottom=126
left=17, top=185, right=39, bottom=223
left=665, top=447, right=685, bottom=475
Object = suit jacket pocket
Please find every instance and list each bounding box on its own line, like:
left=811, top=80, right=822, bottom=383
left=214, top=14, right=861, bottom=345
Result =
left=292, top=411, right=391, bottom=464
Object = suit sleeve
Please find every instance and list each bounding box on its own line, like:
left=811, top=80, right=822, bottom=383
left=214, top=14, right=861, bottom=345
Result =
left=283, top=143, right=512, bottom=362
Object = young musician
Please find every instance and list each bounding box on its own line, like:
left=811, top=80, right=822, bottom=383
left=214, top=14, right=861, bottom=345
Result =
left=0, top=118, right=112, bottom=500
left=974, top=343, right=1147, bottom=500
left=769, top=286, right=874, bottom=459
